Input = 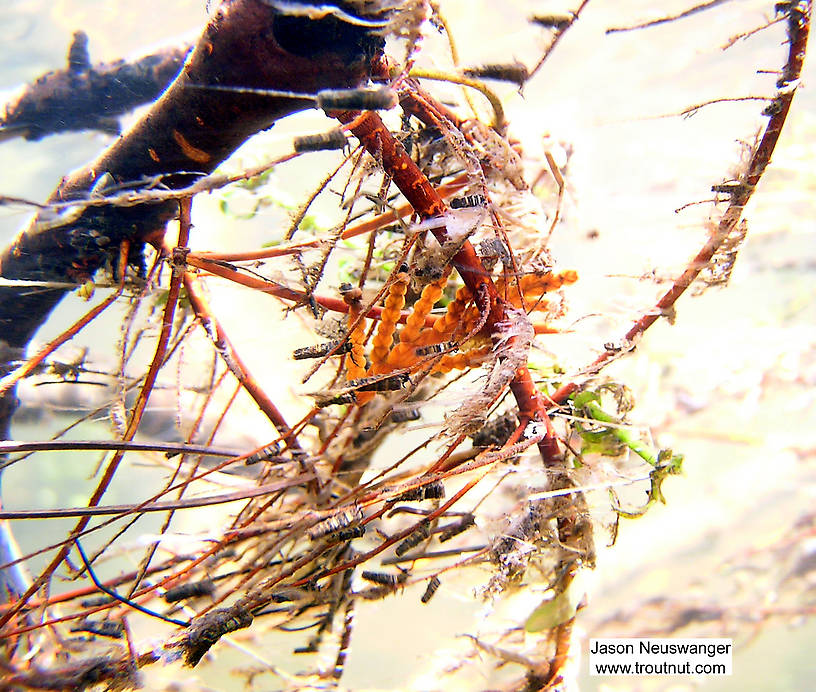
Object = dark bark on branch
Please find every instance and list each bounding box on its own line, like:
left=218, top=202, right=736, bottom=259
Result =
left=0, top=32, right=189, bottom=141
left=2, top=655, right=137, bottom=691
left=0, top=0, right=380, bottom=350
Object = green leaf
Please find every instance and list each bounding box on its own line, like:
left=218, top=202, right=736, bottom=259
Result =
left=525, top=590, right=576, bottom=632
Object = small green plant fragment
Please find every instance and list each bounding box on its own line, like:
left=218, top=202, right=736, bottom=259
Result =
left=525, top=571, right=587, bottom=632
left=571, top=388, right=684, bottom=518
left=218, top=168, right=296, bottom=221
left=612, top=450, right=684, bottom=519
left=154, top=285, right=191, bottom=311
left=572, top=389, right=653, bottom=464
left=234, top=167, right=276, bottom=191
left=336, top=257, right=357, bottom=286
left=298, top=214, right=325, bottom=234
left=525, top=588, right=575, bottom=632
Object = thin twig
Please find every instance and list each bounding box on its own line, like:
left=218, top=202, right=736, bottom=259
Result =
left=550, top=1, right=811, bottom=405
left=529, top=1, right=592, bottom=80
left=0, top=199, right=192, bottom=627
left=182, top=273, right=295, bottom=441
left=0, top=439, right=239, bottom=459
left=0, top=475, right=313, bottom=520
left=606, top=0, right=731, bottom=34
left=73, top=539, right=189, bottom=627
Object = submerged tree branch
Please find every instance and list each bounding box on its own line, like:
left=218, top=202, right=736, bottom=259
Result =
left=0, top=32, right=189, bottom=142
left=0, top=0, right=377, bottom=351
left=0, top=1, right=810, bottom=687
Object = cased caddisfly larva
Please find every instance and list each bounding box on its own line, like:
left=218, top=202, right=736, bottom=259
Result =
left=330, top=601, right=355, bottom=683
left=245, top=442, right=282, bottom=465
left=395, top=521, right=431, bottom=556
left=463, top=62, right=529, bottom=87
left=347, top=372, right=410, bottom=392
left=391, top=486, right=422, bottom=502
left=711, top=182, right=750, bottom=195
left=479, top=238, right=510, bottom=264
left=449, top=194, right=486, bottom=209
left=420, top=576, right=441, bottom=603
left=470, top=413, right=518, bottom=448
left=394, top=480, right=445, bottom=502
left=438, top=514, right=476, bottom=542
left=332, top=525, right=366, bottom=542
left=762, top=94, right=786, bottom=116
left=316, top=86, right=399, bottom=112
left=420, top=480, right=446, bottom=498
left=109, top=400, right=127, bottom=437
left=67, top=30, right=91, bottom=73
left=414, top=341, right=457, bottom=356
left=164, top=579, right=216, bottom=603
left=357, top=584, right=401, bottom=600
left=361, top=570, right=406, bottom=587
left=308, top=506, right=364, bottom=541
left=269, top=587, right=310, bottom=603
left=530, top=13, right=574, bottom=30
left=293, top=128, right=348, bottom=152
left=70, top=619, right=124, bottom=639
left=293, top=340, right=352, bottom=360
left=390, top=407, right=421, bottom=422
left=318, top=391, right=358, bottom=407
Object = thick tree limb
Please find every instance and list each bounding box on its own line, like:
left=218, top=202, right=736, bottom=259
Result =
left=0, top=32, right=189, bottom=142
left=0, top=0, right=379, bottom=350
